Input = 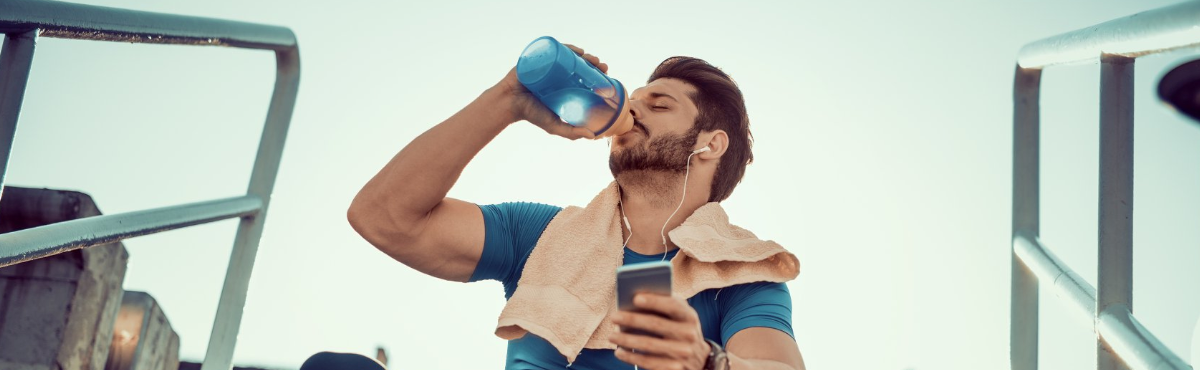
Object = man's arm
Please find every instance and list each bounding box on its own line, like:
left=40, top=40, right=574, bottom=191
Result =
left=347, top=47, right=603, bottom=282
left=347, top=88, right=507, bottom=282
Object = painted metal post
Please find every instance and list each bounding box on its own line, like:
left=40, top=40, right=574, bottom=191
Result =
left=201, top=47, right=300, bottom=370
left=1097, top=54, right=1134, bottom=370
left=0, top=30, right=36, bottom=203
left=1012, top=65, right=1043, bottom=370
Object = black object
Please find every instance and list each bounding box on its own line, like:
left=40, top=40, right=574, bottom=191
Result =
left=703, top=339, right=729, bottom=370
left=1159, top=58, right=1200, bottom=124
left=299, top=352, right=386, bottom=370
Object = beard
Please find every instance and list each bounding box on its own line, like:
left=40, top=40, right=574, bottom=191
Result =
left=609, top=127, right=700, bottom=177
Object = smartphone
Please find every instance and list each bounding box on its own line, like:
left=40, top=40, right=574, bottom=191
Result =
left=615, top=261, right=673, bottom=338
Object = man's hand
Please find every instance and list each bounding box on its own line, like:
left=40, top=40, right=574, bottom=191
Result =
left=489, top=43, right=602, bottom=141
left=609, top=293, right=711, bottom=370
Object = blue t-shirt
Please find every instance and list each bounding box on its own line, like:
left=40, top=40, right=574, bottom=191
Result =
left=470, top=202, right=794, bottom=370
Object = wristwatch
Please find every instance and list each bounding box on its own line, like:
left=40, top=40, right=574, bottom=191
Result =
left=703, top=339, right=729, bottom=370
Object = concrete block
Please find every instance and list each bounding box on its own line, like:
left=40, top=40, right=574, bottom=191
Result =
left=105, top=291, right=179, bottom=370
left=0, top=187, right=128, bottom=370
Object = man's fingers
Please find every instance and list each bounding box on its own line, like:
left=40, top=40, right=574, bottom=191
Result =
left=571, top=126, right=596, bottom=139
left=582, top=53, right=604, bottom=71
left=584, top=55, right=607, bottom=73
left=544, top=121, right=593, bottom=140
left=531, top=119, right=593, bottom=140
left=610, top=333, right=693, bottom=360
left=542, top=122, right=582, bottom=140
left=613, top=311, right=694, bottom=341
left=563, top=43, right=607, bottom=73
left=634, top=294, right=700, bottom=324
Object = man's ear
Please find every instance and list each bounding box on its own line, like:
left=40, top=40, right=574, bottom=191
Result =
left=696, top=130, right=728, bottom=160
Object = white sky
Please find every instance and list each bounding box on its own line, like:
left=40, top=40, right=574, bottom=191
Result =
left=5, top=0, right=1199, bottom=369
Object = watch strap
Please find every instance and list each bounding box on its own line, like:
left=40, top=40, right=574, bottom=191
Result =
left=703, top=339, right=729, bottom=370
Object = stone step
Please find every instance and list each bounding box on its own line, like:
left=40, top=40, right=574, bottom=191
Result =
left=0, top=186, right=128, bottom=370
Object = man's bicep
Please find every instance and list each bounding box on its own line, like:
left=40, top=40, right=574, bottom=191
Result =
left=726, top=327, right=805, bottom=370
left=390, top=197, right=487, bottom=282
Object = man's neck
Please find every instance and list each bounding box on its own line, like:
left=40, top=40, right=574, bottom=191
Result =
left=617, top=170, right=711, bottom=256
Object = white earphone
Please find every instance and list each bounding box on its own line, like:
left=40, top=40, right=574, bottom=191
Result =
left=692, top=146, right=711, bottom=154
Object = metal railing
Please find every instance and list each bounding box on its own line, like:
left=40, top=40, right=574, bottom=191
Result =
left=1011, top=2, right=1198, bottom=370
left=0, top=1, right=300, bottom=369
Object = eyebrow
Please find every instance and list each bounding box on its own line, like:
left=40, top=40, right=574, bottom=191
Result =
left=647, top=92, right=679, bottom=102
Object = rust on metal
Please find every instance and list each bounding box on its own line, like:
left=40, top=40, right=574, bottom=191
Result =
left=39, top=28, right=226, bottom=46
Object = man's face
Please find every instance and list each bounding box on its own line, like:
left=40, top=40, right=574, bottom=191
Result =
left=609, top=78, right=702, bottom=176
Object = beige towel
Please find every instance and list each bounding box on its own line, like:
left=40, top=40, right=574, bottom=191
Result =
left=493, top=182, right=800, bottom=362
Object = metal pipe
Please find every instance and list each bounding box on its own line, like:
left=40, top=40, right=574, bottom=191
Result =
left=0, top=0, right=295, bottom=50
left=1098, top=54, right=1135, bottom=370
left=1012, top=65, right=1042, bottom=370
left=0, top=195, right=263, bottom=268
left=1012, top=233, right=1192, bottom=370
left=1018, top=1, right=1200, bottom=69
left=0, top=30, right=36, bottom=205
left=1015, top=2, right=1197, bottom=370
left=201, top=46, right=300, bottom=370
left=1013, top=232, right=1097, bottom=320
left=1097, top=305, right=1193, bottom=370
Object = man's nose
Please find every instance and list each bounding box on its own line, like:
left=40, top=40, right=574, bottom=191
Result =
left=628, top=99, right=644, bottom=119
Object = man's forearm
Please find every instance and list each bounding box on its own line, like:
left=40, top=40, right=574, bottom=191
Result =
left=351, top=87, right=513, bottom=229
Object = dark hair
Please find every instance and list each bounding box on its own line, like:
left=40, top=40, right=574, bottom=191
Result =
left=648, top=57, right=753, bottom=202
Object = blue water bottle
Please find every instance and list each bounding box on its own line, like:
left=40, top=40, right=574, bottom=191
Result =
left=516, top=36, right=634, bottom=137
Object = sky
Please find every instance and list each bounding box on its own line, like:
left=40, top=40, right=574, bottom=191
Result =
left=4, top=0, right=1199, bottom=369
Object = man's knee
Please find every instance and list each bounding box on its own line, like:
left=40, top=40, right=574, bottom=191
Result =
left=299, top=351, right=386, bottom=370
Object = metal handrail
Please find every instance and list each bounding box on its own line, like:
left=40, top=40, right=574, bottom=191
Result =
left=1018, top=1, right=1200, bottom=68
left=1012, top=232, right=1096, bottom=320
left=1098, top=305, right=1192, bottom=370
left=0, top=0, right=296, bottom=50
left=1013, top=233, right=1191, bottom=370
left=0, top=1, right=300, bottom=370
left=0, top=195, right=263, bottom=268
left=1011, top=2, right=1198, bottom=370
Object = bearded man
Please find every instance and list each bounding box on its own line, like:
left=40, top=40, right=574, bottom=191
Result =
left=349, top=44, right=806, bottom=370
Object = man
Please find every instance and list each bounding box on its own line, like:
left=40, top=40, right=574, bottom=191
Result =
left=348, top=44, right=805, bottom=370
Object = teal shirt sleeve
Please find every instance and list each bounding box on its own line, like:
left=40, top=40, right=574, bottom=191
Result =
left=469, top=202, right=562, bottom=299
left=718, top=282, right=795, bottom=345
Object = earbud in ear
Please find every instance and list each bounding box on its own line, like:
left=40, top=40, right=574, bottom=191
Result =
left=692, top=147, right=711, bottom=154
